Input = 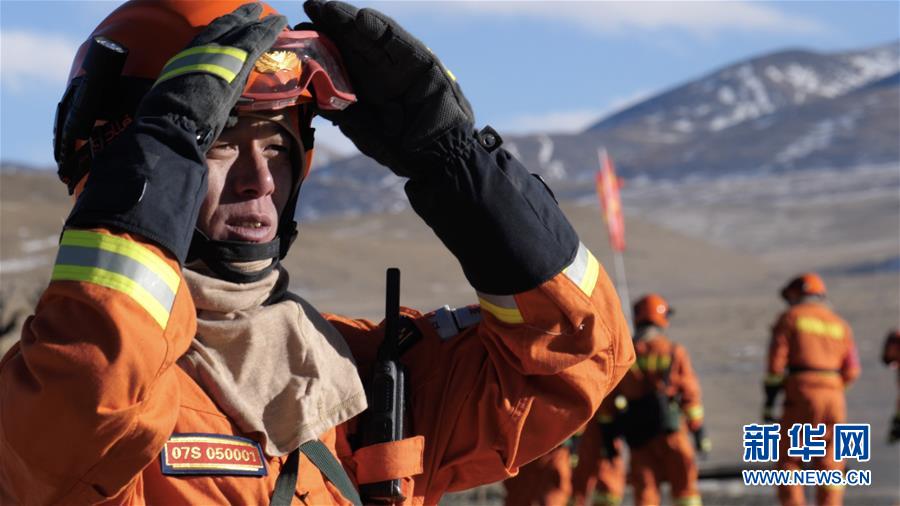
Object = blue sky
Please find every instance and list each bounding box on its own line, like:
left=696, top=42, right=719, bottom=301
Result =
left=1, top=1, right=898, bottom=167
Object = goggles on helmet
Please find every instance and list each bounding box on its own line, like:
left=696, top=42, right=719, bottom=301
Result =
left=239, top=30, right=356, bottom=112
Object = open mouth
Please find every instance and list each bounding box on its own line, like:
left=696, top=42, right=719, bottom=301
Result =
left=224, top=215, right=275, bottom=242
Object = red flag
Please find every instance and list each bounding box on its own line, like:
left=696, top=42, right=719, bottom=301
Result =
left=595, top=149, right=626, bottom=252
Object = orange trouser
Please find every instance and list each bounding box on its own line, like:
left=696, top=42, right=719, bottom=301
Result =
left=628, top=428, right=700, bottom=506
left=572, top=423, right=625, bottom=506
left=777, top=378, right=847, bottom=506
left=504, top=446, right=572, bottom=506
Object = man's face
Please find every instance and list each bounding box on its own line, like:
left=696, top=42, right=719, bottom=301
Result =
left=199, top=116, right=297, bottom=243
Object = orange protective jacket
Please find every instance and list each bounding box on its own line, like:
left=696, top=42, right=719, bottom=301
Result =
left=766, top=301, right=860, bottom=395
left=613, top=331, right=704, bottom=432
left=0, top=229, right=634, bottom=505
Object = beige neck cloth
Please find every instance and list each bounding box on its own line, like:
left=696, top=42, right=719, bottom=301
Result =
left=178, top=265, right=367, bottom=456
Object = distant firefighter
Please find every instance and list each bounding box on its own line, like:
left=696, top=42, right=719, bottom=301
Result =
left=764, top=273, right=860, bottom=506
left=605, top=294, right=708, bottom=506
left=571, top=398, right=627, bottom=506
left=503, top=443, right=572, bottom=506
left=882, top=328, right=900, bottom=443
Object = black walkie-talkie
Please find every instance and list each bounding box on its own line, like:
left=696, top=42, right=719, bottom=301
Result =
left=359, top=268, right=407, bottom=504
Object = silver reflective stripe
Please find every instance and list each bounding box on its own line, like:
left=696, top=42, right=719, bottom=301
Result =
left=476, top=292, right=517, bottom=310
left=565, top=242, right=589, bottom=285
left=56, top=245, right=176, bottom=312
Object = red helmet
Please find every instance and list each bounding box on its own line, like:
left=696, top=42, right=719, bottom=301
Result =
left=55, top=0, right=356, bottom=275
left=780, top=273, right=827, bottom=301
left=633, top=293, right=672, bottom=328
left=56, top=0, right=354, bottom=195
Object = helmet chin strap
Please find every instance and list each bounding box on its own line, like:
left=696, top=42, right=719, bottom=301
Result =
left=187, top=228, right=282, bottom=283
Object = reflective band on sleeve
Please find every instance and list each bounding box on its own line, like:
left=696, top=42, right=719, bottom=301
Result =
left=52, top=230, right=179, bottom=328
left=675, top=496, right=702, bottom=506
left=765, top=373, right=785, bottom=386
left=564, top=243, right=600, bottom=297
left=596, top=492, right=623, bottom=506
left=156, top=44, right=247, bottom=85
left=476, top=292, right=524, bottom=325
left=685, top=405, right=704, bottom=421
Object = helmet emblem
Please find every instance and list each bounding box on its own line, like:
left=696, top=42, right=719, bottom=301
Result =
left=255, top=50, right=300, bottom=74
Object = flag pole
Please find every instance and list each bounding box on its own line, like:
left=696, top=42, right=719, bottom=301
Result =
left=612, top=249, right=633, bottom=330
left=596, top=148, right=634, bottom=330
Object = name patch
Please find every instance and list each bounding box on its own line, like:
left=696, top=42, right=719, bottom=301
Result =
left=161, top=433, right=267, bottom=476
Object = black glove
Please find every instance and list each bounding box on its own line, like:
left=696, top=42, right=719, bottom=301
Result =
left=68, top=4, right=287, bottom=263
left=305, top=0, right=578, bottom=294
left=302, top=0, right=474, bottom=178
left=693, top=426, right=711, bottom=457
left=762, top=382, right=781, bottom=423
left=889, top=413, right=900, bottom=444
left=138, top=3, right=287, bottom=151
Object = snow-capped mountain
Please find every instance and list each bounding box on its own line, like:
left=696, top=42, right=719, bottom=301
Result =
left=297, top=41, right=899, bottom=219
left=588, top=42, right=899, bottom=139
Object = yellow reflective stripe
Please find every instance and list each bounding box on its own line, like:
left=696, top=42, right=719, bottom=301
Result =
left=157, top=63, right=237, bottom=85
left=765, top=373, right=785, bottom=386
left=477, top=295, right=524, bottom=324
left=156, top=44, right=247, bottom=86
left=686, top=405, right=704, bottom=421
left=675, top=496, right=702, bottom=506
left=596, top=414, right=614, bottom=423
left=60, top=230, right=178, bottom=292
left=595, top=492, right=622, bottom=506
left=647, top=353, right=659, bottom=372
left=796, top=316, right=845, bottom=339
left=635, top=356, right=648, bottom=371
left=163, top=44, right=247, bottom=66
left=51, top=265, right=169, bottom=328
left=564, top=243, right=600, bottom=297
left=660, top=354, right=672, bottom=371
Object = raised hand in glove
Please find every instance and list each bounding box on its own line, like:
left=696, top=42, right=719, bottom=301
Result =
left=69, top=4, right=287, bottom=263
left=302, top=0, right=474, bottom=178
left=138, top=3, right=287, bottom=151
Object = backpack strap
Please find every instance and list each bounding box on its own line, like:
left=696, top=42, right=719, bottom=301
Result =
left=269, top=447, right=300, bottom=506
left=300, top=440, right=363, bottom=506
left=269, top=440, right=363, bottom=506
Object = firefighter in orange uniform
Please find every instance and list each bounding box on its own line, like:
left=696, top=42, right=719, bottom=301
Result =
left=611, top=294, right=708, bottom=506
left=571, top=397, right=627, bottom=506
left=502, top=443, right=573, bottom=506
left=881, top=329, right=900, bottom=443
left=764, top=273, right=860, bottom=506
left=0, top=1, right=635, bottom=504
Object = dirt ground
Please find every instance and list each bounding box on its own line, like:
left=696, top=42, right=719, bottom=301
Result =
left=1, top=168, right=898, bottom=505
